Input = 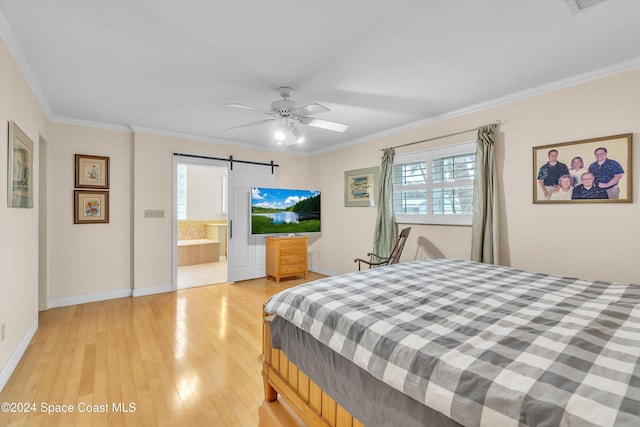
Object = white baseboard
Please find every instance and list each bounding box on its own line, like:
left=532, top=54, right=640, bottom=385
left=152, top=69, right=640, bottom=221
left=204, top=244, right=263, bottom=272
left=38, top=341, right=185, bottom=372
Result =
left=132, top=284, right=172, bottom=297
left=0, top=318, right=37, bottom=393
left=47, top=285, right=174, bottom=308
left=48, top=288, right=133, bottom=308
left=309, top=266, right=340, bottom=277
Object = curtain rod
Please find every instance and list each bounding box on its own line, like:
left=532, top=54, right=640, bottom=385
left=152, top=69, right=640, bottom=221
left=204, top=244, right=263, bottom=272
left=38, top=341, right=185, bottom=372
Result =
left=173, top=152, right=280, bottom=173
left=381, top=120, right=501, bottom=151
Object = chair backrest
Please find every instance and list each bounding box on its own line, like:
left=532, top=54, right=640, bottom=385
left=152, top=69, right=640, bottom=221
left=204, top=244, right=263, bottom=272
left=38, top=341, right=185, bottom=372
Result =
left=387, top=227, right=411, bottom=265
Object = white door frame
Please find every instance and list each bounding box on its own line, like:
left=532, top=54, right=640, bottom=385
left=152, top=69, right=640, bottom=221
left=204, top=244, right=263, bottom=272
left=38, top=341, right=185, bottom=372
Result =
left=171, top=155, right=228, bottom=291
left=171, top=154, right=278, bottom=287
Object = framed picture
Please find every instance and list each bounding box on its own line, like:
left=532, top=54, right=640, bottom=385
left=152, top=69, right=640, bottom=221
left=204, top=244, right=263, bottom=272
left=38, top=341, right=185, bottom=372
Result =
left=75, top=154, right=110, bottom=188
left=345, top=166, right=379, bottom=207
left=74, top=190, right=109, bottom=224
left=533, top=133, right=632, bottom=204
left=8, top=121, right=34, bottom=208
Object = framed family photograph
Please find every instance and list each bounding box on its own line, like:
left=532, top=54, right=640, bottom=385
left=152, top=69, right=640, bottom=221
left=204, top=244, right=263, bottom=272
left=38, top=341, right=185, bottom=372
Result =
left=345, top=166, right=379, bottom=207
left=74, top=190, right=109, bottom=224
left=8, top=121, right=34, bottom=208
left=533, top=133, right=632, bottom=204
left=75, top=154, right=110, bottom=189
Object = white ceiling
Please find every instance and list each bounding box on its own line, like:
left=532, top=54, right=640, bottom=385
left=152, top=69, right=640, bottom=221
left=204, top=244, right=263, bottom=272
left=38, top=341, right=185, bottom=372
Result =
left=1, top=0, right=640, bottom=155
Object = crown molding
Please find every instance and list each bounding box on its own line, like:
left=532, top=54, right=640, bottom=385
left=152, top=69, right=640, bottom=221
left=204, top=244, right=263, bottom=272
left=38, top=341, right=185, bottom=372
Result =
left=127, top=125, right=311, bottom=156
left=0, top=8, right=54, bottom=119
left=309, top=57, right=640, bottom=156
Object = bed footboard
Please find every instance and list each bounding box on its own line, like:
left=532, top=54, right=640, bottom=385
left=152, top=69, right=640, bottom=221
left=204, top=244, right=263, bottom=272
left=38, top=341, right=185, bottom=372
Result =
left=262, top=315, right=364, bottom=427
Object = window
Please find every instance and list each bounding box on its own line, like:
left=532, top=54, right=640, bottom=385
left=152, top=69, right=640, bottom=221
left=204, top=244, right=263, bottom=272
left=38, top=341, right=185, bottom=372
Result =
left=393, top=141, right=476, bottom=225
left=177, top=163, right=187, bottom=219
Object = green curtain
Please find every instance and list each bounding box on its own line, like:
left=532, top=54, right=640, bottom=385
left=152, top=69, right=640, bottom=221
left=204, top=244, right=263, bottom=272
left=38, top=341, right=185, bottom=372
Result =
left=373, top=148, right=396, bottom=257
left=471, top=125, right=497, bottom=263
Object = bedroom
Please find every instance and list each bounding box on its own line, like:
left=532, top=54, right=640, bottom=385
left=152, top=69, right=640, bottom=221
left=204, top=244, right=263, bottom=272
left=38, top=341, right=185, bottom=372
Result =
left=1, top=1, right=640, bottom=425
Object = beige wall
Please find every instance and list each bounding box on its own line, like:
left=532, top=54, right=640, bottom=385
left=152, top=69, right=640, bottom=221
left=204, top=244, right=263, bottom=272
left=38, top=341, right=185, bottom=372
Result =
left=0, top=38, right=47, bottom=385
left=311, top=67, right=640, bottom=285
left=45, top=123, right=133, bottom=304
left=185, top=165, right=226, bottom=220
left=495, top=69, right=639, bottom=283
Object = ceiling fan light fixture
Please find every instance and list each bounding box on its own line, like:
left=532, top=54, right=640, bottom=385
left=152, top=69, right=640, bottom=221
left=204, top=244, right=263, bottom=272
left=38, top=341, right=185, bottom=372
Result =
left=274, top=124, right=287, bottom=141
left=226, top=87, right=349, bottom=143
left=291, top=127, right=304, bottom=143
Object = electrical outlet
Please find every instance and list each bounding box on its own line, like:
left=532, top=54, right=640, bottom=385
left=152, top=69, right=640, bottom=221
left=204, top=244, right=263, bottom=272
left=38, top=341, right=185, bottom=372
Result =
left=1, top=323, right=5, bottom=342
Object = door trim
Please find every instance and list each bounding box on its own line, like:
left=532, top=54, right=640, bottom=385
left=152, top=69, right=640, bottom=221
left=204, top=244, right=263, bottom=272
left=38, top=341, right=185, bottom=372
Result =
left=171, top=156, right=228, bottom=291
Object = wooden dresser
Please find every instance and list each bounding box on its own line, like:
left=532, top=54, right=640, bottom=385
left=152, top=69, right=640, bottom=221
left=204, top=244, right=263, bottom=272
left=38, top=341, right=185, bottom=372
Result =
left=266, top=236, right=308, bottom=283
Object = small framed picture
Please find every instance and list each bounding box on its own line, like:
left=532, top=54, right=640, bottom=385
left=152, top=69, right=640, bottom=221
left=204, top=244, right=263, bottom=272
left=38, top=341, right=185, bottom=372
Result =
left=344, top=166, right=379, bottom=207
left=74, top=190, right=109, bottom=224
left=8, top=121, right=34, bottom=208
left=533, top=133, right=632, bottom=203
left=75, top=154, right=110, bottom=189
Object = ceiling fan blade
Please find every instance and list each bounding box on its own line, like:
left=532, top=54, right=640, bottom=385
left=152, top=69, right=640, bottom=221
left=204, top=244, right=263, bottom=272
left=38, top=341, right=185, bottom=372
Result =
left=226, top=118, right=275, bottom=131
left=298, top=117, right=349, bottom=132
left=291, top=103, right=330, bottom=116
left=226, top=103, right=272, bottom=115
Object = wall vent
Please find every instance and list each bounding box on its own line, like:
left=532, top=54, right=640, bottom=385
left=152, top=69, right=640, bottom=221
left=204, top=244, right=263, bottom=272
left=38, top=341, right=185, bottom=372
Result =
left=566, top=0, right=605, bottom=14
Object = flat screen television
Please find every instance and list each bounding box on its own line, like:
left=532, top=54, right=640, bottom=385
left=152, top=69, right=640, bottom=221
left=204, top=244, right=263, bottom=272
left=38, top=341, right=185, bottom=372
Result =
left=251, top=187, right=321, bottom=235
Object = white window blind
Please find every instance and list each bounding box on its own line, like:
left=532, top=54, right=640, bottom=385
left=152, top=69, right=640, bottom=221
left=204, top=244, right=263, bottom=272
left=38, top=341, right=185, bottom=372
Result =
left=177, top=163, right=187, bottom=220
left=393, top=141, right=476, bottom=225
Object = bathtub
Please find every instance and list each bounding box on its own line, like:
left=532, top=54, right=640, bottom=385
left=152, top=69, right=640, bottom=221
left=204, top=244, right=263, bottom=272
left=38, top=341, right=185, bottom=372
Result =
left=177, top=239, right=220, bottom=266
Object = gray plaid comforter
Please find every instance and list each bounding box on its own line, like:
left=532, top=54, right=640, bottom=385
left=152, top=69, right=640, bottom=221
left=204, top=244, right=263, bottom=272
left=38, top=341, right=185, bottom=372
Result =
left=264, top=258, right=640, bottom=427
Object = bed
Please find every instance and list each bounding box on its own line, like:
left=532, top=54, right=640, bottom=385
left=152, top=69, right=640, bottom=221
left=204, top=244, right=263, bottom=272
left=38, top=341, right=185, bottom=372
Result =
left=262, top=258, right=640, bottom=427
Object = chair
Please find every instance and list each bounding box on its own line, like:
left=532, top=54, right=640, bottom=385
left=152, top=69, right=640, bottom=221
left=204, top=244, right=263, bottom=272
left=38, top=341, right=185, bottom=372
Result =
left=354, top=227, right=411, bottom=271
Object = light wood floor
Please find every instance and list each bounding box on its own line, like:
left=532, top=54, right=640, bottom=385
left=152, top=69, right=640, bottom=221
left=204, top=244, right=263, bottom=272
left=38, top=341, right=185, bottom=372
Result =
left=0, top=273, right=325, bottom=427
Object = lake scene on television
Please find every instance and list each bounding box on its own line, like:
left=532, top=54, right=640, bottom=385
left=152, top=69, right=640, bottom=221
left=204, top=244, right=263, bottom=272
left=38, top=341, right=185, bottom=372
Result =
left=251, top=187, right=321, bottom=234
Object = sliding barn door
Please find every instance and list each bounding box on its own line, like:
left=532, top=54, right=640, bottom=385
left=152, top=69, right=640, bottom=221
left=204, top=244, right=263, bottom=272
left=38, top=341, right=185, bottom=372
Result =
left=227, top=163, right=275, bottom=282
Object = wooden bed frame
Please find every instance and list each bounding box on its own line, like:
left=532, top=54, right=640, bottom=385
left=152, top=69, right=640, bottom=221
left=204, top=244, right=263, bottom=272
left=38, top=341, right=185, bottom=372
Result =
left=262, top=315, right=364, bottom=427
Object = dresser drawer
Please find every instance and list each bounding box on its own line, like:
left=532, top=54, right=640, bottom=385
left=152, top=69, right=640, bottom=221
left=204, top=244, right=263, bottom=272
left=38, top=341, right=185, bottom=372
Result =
left=280, top=264, right=306, bottom=275
left=280, top=245, right=306, bottom=255
left=279, top=238, right=306, bottom=247
left=280, top=254, right=306, bottom=266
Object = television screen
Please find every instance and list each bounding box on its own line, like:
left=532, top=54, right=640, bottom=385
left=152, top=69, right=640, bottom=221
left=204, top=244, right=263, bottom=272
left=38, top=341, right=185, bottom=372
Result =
left=251, top=187, right=321, bottom=235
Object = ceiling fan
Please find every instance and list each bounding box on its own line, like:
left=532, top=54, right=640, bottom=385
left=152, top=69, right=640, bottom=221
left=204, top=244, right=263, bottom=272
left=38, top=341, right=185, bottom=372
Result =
left=226, top=87, right=348, bottom=145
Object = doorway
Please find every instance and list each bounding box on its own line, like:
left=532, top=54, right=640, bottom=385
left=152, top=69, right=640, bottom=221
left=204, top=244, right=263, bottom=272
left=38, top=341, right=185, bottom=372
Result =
left=172, top=154, right=278, bottom=289
left=172, top=157, right=228, bottom=290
